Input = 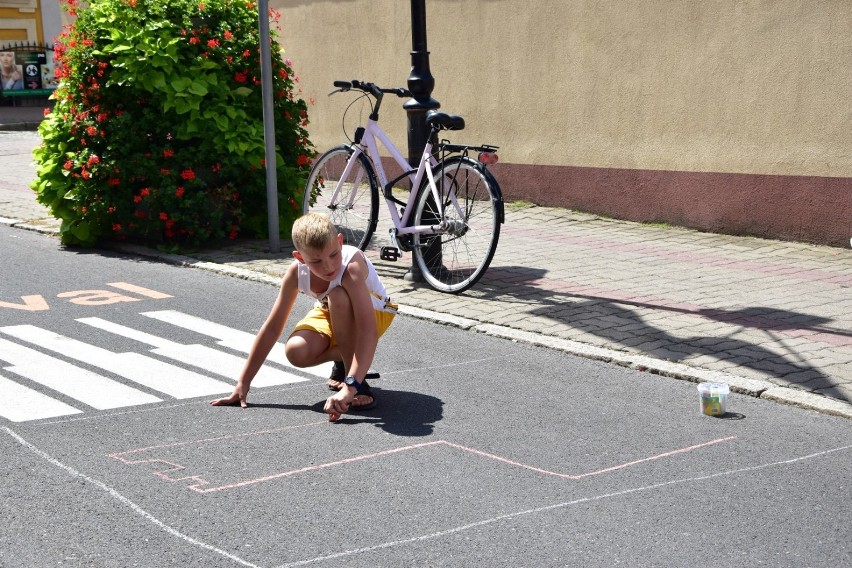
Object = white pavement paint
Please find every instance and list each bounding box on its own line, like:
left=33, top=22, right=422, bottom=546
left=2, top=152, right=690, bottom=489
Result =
left=2, top=426, right=261, bottom=568
left=0, top=311, right=326, bottom=423
left=0, top=376, right=81, bottom=422
left=141, top=310, right=331, bottom=378
left=77, top=317, right=308, bottom=388
left=0, top=325, right=233, bottom=399
left=275, top=443, right=852, bottom=567
left=0, top=336, right=162, bottom=411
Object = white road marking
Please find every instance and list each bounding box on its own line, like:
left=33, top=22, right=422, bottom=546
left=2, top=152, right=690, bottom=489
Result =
left=141, top=310, right=331, bottom=378
left=0, top=325, right=233, bottom=399
left=0, top=375, right=82, bottom=421
left=3, top=426, right=261, bottom=567
left=0, top=337, right=162, bottom=409
left=78, top=317, right=308, bottom=387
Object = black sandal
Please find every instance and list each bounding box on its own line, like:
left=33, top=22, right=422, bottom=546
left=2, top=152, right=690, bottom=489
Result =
left=327, top=363, right=381, bottom=391
left=348, top=383, right=377, bottom=412
left=326, top=361, right=346, bottom=391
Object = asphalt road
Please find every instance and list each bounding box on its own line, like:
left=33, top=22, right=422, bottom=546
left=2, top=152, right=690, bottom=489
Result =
left=2, top=225, right=851, bottom=567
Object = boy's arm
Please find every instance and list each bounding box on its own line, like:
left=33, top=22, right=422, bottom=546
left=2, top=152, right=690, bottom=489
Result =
left=210, top=263, right=300, bottom=407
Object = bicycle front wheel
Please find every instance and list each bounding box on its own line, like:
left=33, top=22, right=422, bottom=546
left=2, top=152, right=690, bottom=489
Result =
left=412, top=156, right=503, bottom=293
left=303, top=145, right=379, bottom=250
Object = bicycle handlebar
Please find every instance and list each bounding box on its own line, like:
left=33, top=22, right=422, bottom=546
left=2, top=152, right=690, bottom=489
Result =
left=332, top=80, right=411, bottom=99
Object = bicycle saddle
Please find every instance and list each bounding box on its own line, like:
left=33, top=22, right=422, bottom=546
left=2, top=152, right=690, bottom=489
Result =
left=426, top=110, right=465, bottom=131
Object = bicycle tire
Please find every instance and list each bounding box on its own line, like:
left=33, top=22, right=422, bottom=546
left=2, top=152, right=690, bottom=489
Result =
left=303, top=145, right=379, bottom=250
left=412, top=156, right=503, bottom=293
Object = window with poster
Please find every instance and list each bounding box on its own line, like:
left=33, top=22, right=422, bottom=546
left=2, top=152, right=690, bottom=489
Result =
left=0, top=43, right=57, bottom=97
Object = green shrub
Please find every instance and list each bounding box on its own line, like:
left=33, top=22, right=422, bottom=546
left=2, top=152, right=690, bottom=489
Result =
left=32, top=0, right=314, bottom=248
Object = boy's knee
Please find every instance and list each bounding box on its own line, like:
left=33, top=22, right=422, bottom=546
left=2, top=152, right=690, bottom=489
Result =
left=284, top=343, right=306, bottom=367
left=284, top=337, right=316, bottom=368
left=326, top=286, right=352, bottom=310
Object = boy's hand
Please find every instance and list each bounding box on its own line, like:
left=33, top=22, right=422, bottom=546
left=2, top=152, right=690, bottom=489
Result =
left=210, top=384, right=249, bottom=408
left=324, top=388, right=355, bottom=422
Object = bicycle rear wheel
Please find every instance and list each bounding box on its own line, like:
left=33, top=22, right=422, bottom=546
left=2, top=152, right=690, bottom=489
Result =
left=303, top=145, right=379, bottom=250
left=412, top=156, right=503, bottom=293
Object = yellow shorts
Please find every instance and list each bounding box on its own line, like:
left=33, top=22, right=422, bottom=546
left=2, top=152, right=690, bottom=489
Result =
left=291, top=304, right=396, bottom=348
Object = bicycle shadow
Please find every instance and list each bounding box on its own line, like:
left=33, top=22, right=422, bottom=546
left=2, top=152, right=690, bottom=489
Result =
left=248, top=388, right=444, bottom=437
left=467, top=265, right=849, bottom=404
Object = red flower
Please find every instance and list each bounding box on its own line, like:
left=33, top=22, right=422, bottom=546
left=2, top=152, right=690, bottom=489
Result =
left=297, top=155, right=309, bottom=166
left=86, top=126, right=97, bottom=136
left=140, top=187, right=150, bottom=196
left=175, top=187, right=185, bottom=198
left=108, top=178, right=120, bottom=186
left=159, top=212, right=168, bottom=221
left=180, top=169, right=196, bottom=180
left=234, top=71, right=247, bottom=83
left=87, top=155, right=100, bottom=166
left=112, top=224, right=122, bottom=232
left=224, top=30, right=234, bottom=40
left=63, top=160, right=73, bottom=171
left=207, top=39, right=219, bottom=48
left=160, top=168, right=170, bottom=175
left=163, top=149, right=174, bottom=158
left=189, top=37, right=200, bottom=45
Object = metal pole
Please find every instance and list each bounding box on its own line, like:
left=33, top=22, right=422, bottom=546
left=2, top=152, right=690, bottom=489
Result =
left=404, top=0, right=439, bottom=168
left=258, top=0, right=280, bottom=253
left=404, top=0, right=440, bottom=282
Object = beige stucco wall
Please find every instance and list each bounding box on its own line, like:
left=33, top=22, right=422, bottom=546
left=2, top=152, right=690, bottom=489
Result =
left=279, top=0, right=851, bottom=178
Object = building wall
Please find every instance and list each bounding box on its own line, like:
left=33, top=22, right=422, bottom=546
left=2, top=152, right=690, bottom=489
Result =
left=278, top=0, right=851, bottom=247
left=0, top=0, right=41, bottom=43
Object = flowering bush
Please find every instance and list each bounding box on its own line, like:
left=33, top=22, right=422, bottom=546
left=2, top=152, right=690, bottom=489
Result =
left=32, top=0, right=314, bottom=248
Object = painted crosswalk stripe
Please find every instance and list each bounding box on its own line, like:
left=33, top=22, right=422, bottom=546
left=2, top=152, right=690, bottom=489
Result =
left=0, top=325, right=233, bottom=399
left=141, top=310, right=331, bottom=378
left=77, top=317, right=308, bottom=388
left=0, top=337, right=162, bottom=409
left=0, top=375, right=82, bottom=422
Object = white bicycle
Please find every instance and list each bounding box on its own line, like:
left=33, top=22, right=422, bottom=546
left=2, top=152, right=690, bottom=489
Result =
left=303, top=80, right=504, bottom=294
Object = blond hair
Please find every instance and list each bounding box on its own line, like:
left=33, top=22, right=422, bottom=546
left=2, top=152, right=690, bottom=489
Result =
left=291, top=213, right=338, bottom=252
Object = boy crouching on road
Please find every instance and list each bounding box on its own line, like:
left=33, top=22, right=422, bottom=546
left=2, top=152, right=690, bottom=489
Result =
left=210, top=213, right=397, bottom=421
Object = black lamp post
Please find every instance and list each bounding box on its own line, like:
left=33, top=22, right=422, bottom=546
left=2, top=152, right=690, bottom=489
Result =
left=404, top=0, right=440, bottom=282
left=403, top=0, right=440, bottom=168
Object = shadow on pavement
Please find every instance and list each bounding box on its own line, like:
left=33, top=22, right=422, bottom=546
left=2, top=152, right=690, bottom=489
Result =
left=474, top=265, right=849, bottom=404
left=250, top=388, right=444, bottom=437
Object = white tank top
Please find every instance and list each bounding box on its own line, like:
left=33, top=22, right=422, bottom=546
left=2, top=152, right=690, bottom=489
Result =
left=296, top=245, right=395, bottom=313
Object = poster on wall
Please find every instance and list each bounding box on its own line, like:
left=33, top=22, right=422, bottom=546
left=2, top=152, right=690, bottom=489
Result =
left=0, top=49, right=58, bottom=95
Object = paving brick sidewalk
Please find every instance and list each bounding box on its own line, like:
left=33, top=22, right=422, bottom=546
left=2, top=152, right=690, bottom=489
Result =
left=3, top=129, right=852, bottom=419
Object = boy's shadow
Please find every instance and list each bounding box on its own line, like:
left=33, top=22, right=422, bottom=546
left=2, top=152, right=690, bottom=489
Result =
left=250, top=388, right=444, bottom=437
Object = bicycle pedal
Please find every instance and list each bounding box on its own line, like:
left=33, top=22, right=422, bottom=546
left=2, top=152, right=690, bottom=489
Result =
left=380, top=247, right=401, bottom=261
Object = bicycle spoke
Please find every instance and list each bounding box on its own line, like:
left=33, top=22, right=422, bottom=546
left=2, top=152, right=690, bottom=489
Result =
left=303, top=146, right=378, bottom=250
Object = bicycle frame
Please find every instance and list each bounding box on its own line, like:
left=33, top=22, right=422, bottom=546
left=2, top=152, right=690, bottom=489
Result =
left=332, top=117, right=462, bottom=241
